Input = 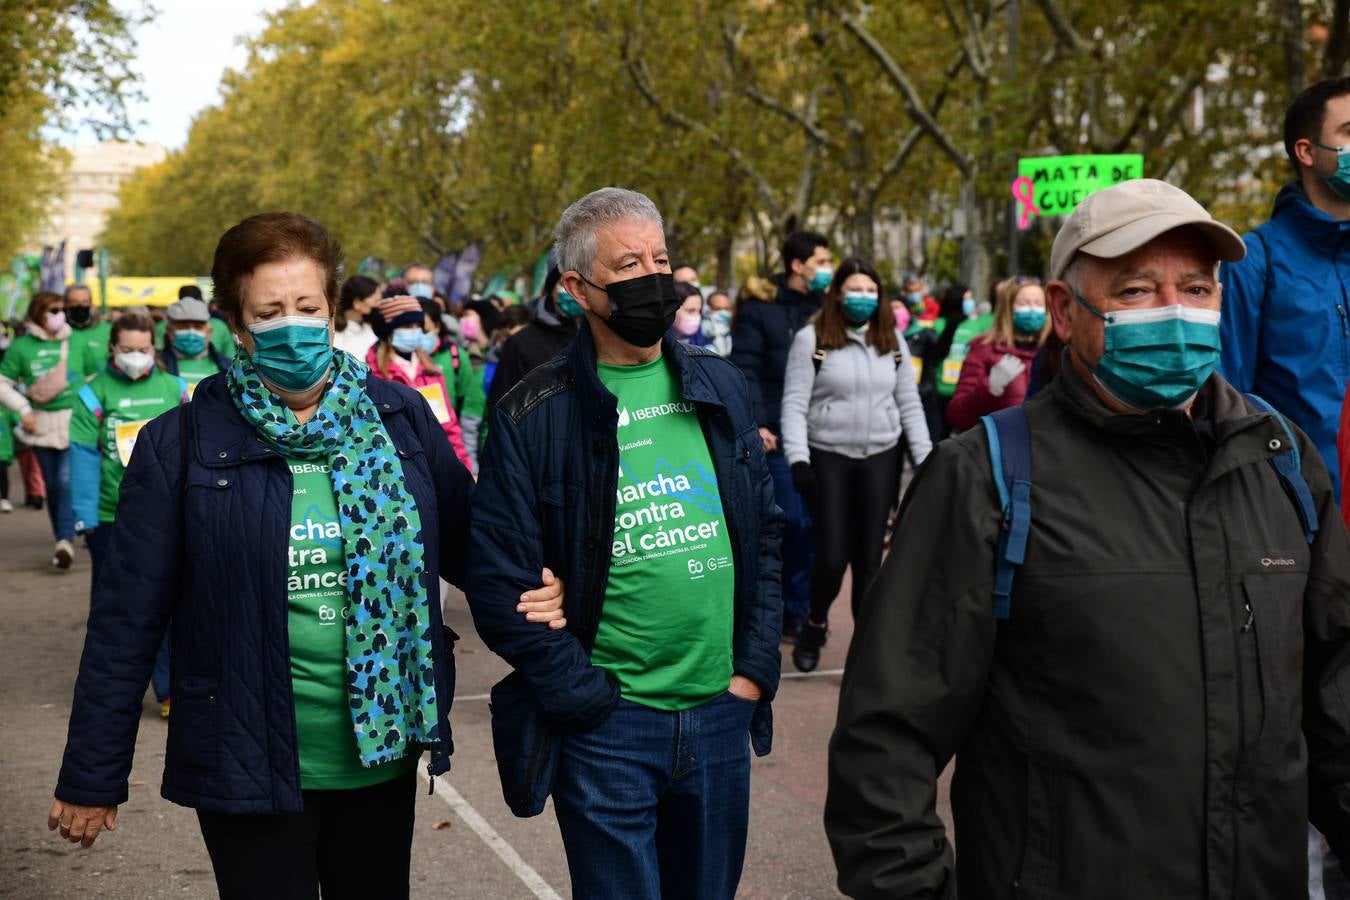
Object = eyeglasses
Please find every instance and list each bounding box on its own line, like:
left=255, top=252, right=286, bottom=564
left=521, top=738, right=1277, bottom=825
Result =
left=1011, top=276, right=1042, bottom=286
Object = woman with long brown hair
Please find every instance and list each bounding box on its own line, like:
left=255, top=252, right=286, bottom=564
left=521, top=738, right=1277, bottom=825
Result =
left=779, top=257, right=932, bottom=672
left=946, top=276, right=1051, bottom=433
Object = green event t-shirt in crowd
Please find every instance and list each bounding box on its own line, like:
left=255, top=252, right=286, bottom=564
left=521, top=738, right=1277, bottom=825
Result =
left=174, top=354, right=221, bottom=397
left=70, top=320, right=112, bottom=376
left=70, top=369, right=185, bottom=524
left=0, top=333, right=87, bottom=411
left=286, top=458, right=417, bottom=790
left=592, top=356, right=736, bottom=711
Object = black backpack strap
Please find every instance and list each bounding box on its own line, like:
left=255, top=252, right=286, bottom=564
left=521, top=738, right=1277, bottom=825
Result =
left=811, top=332, right=827, bottom=373
left=980, top=406, right=1032, bottom=620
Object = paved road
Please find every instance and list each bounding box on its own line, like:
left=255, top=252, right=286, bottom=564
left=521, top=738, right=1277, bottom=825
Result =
left=1, top=501, right=950, bottom=899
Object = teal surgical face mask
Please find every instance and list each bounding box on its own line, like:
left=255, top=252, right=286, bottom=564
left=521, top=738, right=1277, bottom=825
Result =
left=1313, top=140, right=1350, bottom=202
left=407, top=282, right=434, bottom=300
left=1075, top=293, right=1220, bottom=409
left=246, top=315, right=333, bottom=394
left=841, top=291, right=879, bottom=325
left=809, top=265, right=833, bottom=292
left=1012, top=308, right=1047, bottom=334
left=555, top=289, right=584, bottom=318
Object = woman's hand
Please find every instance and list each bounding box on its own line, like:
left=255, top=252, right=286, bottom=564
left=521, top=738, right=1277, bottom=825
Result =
left=20, top=411, right=37, bottom=433
left=48, top=799, right=118, bottom=848
left=517, top=567, right=567, bottom=630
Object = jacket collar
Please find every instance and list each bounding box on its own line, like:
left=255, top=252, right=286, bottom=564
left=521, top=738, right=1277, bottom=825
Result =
left=773, top=273, right=822, bottom=309
left=1049, top=354, right=1288, bottom=482
left=1271, top=180, right=1350, bottom=240
left=567, top=323, right=726, bottom=426
left=189, top=369, right=408, bottom=468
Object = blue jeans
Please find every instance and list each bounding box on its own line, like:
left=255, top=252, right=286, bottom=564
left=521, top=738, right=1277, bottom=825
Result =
left=88, top=524, right=170, bottom=701
left=765, top=450, right=813, bottom=622
left=33, top=446, right=73, bottom=541
left=552, top=691, right=755, bottom=900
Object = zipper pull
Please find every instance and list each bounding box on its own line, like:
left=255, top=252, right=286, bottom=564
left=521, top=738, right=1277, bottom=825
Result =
left=427, top=761, right=435, bottom=795
left=1242, top=600, right=1254, bottom=633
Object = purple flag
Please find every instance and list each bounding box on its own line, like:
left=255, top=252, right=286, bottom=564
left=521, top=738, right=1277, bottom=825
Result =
left=450, top=243, right=481, bottom=303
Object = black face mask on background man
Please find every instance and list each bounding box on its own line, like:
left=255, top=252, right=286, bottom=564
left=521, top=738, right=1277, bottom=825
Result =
left=583, top=271, right=681, bottom=347
left=66, top=305, right=91, bottom=327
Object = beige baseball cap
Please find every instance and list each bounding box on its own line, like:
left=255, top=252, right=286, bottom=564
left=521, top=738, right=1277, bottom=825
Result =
left=1048, top=178, right=1245, bottom=281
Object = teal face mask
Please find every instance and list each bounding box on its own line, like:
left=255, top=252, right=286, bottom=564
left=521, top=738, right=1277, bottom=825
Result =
left=407, top=282, right=434, bottom=300
left=1012, top=308, right=1046, bottom=334
left=841, top=292, right=879, bottom=324
left=1075, top=294, right=1220, bottom=409
left=556, top=289, right=584, bottom=318
left=962, top=297, right=977, bottom=317
left=1313, top=141, right=1350, bottom=202
left=172, top=330, right=207, bottom=356
left=809, top=266, right=833, bottom=292
left=246, top=315, right=333, bottom=394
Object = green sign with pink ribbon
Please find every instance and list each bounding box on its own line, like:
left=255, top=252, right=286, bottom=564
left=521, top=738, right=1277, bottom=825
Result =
left=1012, top=154, right=1144, bottom=228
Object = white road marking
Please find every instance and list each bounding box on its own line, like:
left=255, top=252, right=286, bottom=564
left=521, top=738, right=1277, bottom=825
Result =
left=420, top=768, right=562, bottom=900
left=780, top=667, right=844, bottom=679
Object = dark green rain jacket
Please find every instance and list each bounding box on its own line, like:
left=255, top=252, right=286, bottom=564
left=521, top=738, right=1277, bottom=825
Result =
left=826, top=364, right=1350, bottom=899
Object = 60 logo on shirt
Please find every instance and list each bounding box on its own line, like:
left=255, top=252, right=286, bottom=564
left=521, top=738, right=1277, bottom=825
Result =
left=317, top=605, right=339, bottom=624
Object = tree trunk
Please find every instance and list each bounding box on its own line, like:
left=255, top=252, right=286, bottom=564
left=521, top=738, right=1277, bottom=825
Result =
left=1283, top=0, right=1306, bottom=102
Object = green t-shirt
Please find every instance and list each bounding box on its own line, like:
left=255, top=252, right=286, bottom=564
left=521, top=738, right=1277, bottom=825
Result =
left=0, top=333, right=87, bottom=411
left=432, top=346, right=487, bottom=420
left=938, top=313, right=995, bottom=398
left=286, top=458, right=417, bottom=790
left=174, top=354, right=221, bottom=398
left=592, top=356, right=736, bottom=711
left=0, top=406, right=17, bottom=463
left=209, top=317, right=235, bottom=359
left=70, top=369, right=185, bottom=523
left=71, top=320, right=112, bottom=377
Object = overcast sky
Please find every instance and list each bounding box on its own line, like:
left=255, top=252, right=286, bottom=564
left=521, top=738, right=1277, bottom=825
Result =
left=79, top=0, right=292, bottom=149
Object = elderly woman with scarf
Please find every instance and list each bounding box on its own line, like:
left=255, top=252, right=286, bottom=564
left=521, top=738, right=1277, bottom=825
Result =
left=47, top=213, right=567, bottom=900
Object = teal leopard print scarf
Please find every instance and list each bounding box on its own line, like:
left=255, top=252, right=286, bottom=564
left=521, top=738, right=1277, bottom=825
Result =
left=226, top=348, right=441, bottom=767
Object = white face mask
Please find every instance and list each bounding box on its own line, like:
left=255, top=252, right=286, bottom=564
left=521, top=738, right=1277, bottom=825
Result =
left=115, top=350, right=156, bottom=380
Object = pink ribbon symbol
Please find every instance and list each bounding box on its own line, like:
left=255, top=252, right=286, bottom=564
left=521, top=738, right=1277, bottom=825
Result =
left=1011, top=176, right=1042, bottom=230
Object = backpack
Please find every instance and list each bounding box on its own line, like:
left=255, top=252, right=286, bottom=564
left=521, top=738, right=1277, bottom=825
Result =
left=980, top=394, right=1318, bottom=621
left=812, top=332, right=907, bottom=373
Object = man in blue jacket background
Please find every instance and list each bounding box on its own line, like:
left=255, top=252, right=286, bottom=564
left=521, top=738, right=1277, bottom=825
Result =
left=466, top=187, right=783, bottom=900
left=1219, top=76, right=1350, bottom=495
left=730, top=230, right=830, bottom=639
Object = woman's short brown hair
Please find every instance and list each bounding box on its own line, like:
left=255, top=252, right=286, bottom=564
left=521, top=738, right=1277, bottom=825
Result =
left=210, top=213, right=342, bottom=326
left=27, top=291, right=62, bottom=325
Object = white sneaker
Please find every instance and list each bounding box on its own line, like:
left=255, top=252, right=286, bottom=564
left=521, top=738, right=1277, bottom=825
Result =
left=0, top=499, right=11, bottom=513
left=53, top=539, right=74, bottom=570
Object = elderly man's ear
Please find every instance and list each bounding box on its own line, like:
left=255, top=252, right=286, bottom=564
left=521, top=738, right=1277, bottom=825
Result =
left=1046, top=281, right=1076, bottom=342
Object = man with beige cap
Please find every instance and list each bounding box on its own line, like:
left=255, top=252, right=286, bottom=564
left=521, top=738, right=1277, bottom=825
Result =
left=824, top=178, right=1350, bottom=899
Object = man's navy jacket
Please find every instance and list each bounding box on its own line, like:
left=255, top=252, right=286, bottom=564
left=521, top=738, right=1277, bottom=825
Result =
left=466, top=323, right=784, bottom=753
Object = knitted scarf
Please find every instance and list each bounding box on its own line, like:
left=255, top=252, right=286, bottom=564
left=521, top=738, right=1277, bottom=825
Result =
left=226, top=348, right=440, bottom=766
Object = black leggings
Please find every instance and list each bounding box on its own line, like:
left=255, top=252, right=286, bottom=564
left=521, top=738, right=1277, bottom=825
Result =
left=196, top=769, right=417, bottom=900
left=0, top=462, right=7, bottom=500
left=808, top=446, right=901, bottom=623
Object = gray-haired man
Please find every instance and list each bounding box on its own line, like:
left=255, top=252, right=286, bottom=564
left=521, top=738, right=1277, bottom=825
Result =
left=466, top=187, right=783, bottom=899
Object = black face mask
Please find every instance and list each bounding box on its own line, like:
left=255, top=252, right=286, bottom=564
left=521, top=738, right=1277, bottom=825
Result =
left=67, top=304, right=92, bottom=327
left=584, top=271, right=680, bottom=347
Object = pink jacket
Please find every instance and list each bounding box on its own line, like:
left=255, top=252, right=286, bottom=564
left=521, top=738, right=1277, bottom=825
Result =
left=365, top=346, right=472, bottom=471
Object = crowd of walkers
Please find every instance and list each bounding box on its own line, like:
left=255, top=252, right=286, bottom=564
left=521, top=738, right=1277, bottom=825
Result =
left=7, top=74, right=1350, bottom=899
